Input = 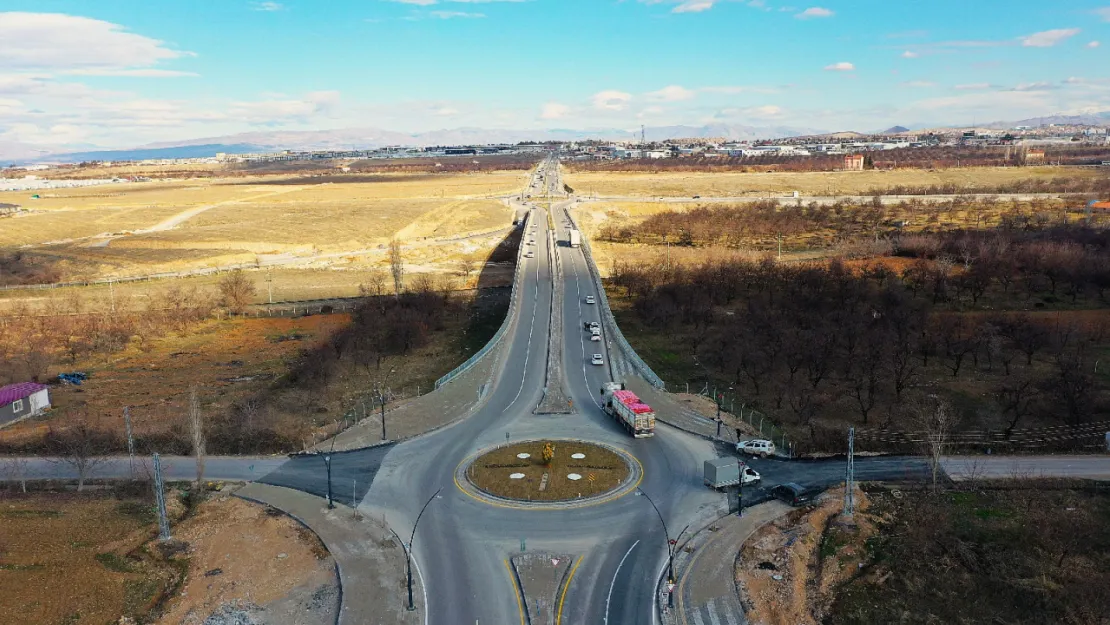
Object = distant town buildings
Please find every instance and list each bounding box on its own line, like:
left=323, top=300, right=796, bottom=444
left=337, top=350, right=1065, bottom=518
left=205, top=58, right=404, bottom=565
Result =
left=843, top=154, right=866, bottom=171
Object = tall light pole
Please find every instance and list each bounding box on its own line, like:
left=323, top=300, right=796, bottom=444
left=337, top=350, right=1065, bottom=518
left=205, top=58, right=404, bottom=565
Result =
left=323, top=454, right=334, bottom=509
left=637, top=488, right=676, bottom=608
left=407, top=487, right=443, bottom=611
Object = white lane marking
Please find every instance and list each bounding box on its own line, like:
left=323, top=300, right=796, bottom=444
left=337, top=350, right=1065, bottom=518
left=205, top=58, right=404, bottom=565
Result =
left=724, top=607, right=739, bottom=625
left=691, top=610, right=705, bottom=625
left=706, top=599, right=721, bottom=625
left=605, top=540, right=639, bottom=625
left=653, top=556, right=669, bottom=625
left=413, top=552, right=429, bottom=625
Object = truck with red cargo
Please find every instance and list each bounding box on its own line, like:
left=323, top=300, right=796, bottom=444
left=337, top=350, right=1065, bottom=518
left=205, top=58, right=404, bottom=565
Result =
left=600, top=382, right=656, bottom=438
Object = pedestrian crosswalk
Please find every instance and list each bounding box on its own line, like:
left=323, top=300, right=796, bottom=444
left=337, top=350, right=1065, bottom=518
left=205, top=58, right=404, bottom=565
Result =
left=689, top=599, right=743, bottom=625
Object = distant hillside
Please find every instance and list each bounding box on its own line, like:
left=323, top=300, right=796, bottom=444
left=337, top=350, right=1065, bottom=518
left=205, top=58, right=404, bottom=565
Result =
left=40, top=144, right=265, bottom=164
left=883, top=126, right=911, bottom=134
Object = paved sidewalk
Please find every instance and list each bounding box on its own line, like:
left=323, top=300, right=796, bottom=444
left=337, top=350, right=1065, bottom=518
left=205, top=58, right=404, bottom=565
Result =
left=669, top=501, right=791, bottom=625
left=320, top=345, right=503, bottom=451
left=627, top=377, right=752, bottom=446
left=942, top=455, right=1110, bottom=480
left=236, top=483, right=422, bottom=625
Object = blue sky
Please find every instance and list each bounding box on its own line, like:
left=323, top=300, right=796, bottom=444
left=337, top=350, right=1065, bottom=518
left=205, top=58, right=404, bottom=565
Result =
left=0, top=0, right=1108, bottom=150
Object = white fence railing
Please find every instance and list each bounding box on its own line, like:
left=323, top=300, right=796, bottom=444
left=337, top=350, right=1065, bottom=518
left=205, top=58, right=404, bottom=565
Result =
left=435, top=211, right=530, bottom=389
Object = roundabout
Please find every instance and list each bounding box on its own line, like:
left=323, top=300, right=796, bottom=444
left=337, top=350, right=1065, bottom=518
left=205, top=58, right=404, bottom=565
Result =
left=456, top=439, right=642, bottom=508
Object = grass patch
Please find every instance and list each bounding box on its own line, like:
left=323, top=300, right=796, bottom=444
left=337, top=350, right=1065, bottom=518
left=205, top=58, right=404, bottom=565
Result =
left=94, top=552, right=135, bottom=573
left=467, top=441, right=629, bottom=502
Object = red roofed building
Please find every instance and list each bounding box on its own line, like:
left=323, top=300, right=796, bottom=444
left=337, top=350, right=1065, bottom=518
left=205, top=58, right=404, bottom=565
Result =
left=0, top=382, right=50, bottom=427
left=843, top=154, right=865, bottom=171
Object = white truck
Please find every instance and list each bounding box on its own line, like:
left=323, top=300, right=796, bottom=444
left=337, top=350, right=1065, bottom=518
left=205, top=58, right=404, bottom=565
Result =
left=569, top=229, right=581, bottom=248
left=600, top=382, right=655, bottom=438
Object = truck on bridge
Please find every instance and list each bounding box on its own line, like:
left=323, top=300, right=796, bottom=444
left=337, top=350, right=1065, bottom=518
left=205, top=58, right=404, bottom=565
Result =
left=569, top=229, right=581, bottom=247
left=601, top=383, right=655, bottom=438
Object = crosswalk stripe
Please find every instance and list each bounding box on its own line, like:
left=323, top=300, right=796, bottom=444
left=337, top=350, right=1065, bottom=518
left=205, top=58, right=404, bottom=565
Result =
left=706, top=600, right=722, bottom=625
left=691, top=609, right=705, bottom=625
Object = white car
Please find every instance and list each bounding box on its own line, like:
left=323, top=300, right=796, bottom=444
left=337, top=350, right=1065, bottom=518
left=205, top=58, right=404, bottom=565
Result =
left=736, top=439, right=776, bottom=458
left=591, top=354, right=604, bottom=366
left=590, top=334, right=601, bottom=342
left=588, top=321, right=600, bottom=330
left=525, top=251, right=535, bottom=258
left=585, top=295, right=595, bottom=304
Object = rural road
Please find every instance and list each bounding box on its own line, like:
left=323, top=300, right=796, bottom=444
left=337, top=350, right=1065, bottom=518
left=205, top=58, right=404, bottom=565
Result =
left=7, top=158, right=1109, bottom=624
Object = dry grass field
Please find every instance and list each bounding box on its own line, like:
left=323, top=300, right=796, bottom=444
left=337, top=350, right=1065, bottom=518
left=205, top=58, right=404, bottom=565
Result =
left=563, top=165, right=1103, bottom=198
left=0, top=171, right=526, bottom=286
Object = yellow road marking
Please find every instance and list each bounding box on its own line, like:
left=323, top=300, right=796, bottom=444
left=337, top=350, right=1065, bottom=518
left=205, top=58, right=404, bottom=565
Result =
left=556, top=556, right=584, bottom=625
left=504, top=558, right=526, bottom=625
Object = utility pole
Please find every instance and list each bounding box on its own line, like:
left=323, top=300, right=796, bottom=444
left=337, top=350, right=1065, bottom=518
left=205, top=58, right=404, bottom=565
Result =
left=152, top=453, right=171, bottom=541
left=266, top=269, right=274, bottom=304
left=124, top=407, right=135, bottom=478
left=108, top=279, right=116, bottom=313
left=844, top=427, right=856, bottom=518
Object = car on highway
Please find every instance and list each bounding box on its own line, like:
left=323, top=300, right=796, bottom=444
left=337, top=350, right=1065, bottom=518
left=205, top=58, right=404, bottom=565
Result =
left=590, top=334, right=601, bottom=341
left=770, top=483, right=819, bottom=507
left=527, top=240, right=534, bottom=245
left=585, top=295, right=595, bottom=304
left=736, top=439, right=776, bottom=458
left=591, top=354, right=604, bottom=366
left=525, top=251, right=534, bottom=258
left=692, top=195, right=701, bottom=199
left=588, top=321, right=600, bottom=330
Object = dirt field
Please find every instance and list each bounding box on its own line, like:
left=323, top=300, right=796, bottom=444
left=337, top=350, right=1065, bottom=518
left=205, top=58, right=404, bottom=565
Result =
left=467, top=441, right=629, bottom=502
left=563, top=166, right=1103, bottom=198
left=0, top=488, right=335, bottom=625
left=0, top=171, right=526, bottom=283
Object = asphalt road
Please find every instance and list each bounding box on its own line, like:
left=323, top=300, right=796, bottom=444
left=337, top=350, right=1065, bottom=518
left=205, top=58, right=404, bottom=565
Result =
left=8, top=159, right=1107, bottom=624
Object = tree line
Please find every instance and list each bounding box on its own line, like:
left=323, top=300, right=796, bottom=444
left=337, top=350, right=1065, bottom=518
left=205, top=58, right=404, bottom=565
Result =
left=611, top=249, right=1109, bottom=453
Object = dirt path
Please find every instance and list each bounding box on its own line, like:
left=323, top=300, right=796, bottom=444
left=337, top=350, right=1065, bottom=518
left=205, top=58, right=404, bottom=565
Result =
left=139, top=186, right=312, bottom=233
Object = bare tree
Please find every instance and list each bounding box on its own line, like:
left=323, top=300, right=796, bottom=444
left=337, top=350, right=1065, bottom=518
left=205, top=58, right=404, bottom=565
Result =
left=218, top=270, right=257, bottom=315
left=4, top=456, right=28, bottom=493
left=359, top=269, right=388, bottom=298
left=48, top=418, right=109, bottom=492
left=189, top=387, right=206, bottom=486
left=913, top=397, right=957, bottom=492
left=389, top=239, right=405, bottom=295
left=457, top=257, right=476, bottom=280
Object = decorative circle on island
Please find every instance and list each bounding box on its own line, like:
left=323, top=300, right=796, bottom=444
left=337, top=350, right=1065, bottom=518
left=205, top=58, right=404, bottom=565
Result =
left=458, top=439, right=640, bottom=508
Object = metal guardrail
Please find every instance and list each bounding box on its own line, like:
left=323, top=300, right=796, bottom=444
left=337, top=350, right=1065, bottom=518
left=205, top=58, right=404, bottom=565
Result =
left=434, top=211, right=531, bottom=389
left=562, top=203, right=666, bottom=390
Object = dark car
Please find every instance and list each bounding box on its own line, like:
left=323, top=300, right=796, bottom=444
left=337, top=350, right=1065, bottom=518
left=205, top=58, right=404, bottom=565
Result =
left=771, top=483, right=819, bottom=507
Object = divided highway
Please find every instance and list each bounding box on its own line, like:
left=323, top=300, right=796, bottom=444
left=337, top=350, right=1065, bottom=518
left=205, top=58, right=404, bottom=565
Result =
left=13, top=160, right=1104, bottom=624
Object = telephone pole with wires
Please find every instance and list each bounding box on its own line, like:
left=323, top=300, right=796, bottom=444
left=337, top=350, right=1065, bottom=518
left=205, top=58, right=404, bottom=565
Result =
left=844, top=427, right=856, bottom=518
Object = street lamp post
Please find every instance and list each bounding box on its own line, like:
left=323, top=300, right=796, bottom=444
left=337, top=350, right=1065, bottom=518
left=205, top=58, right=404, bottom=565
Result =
left=323, top=454, right=334, bottom=509
left=637, top=488, right=676, bottom=608
left=407, top=487, right=443, bottom=611
left=736, top=457, right=744, bottom=517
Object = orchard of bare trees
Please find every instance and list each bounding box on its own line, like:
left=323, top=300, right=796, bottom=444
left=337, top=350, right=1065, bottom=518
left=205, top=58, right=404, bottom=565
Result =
left=610, top=236, right=1110, bottom=452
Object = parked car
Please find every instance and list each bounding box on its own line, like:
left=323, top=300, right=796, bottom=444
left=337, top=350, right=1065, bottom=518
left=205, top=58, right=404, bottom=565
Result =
left=771, top=483, right=819, bottom=507
left=591, top=354, right=604, bottom=366
left=591, top=334, right=601, bottom=342
left=589, top=321, right=600, bottom=330
left=736, top=439, right=776, bottom=458
left=585, top=295, right=595, bottom=304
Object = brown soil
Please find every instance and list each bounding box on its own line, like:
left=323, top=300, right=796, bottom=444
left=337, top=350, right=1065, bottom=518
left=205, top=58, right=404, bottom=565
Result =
left=737, top=486, right=874, bottom=625
left=466, top=440, right=630, bottom=502
left=156, top=493, right=336, bottom=624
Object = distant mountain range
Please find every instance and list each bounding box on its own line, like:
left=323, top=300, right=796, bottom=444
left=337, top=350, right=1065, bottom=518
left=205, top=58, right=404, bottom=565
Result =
left=9, top=123, right=824, bottom=164
left=7, top=112, right=1110, bottom=165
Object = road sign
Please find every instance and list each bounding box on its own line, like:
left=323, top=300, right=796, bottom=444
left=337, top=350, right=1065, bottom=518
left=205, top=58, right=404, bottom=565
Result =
left=667, top=582, right=675, bottom=593
left=551, top=558, right=560, bottom=567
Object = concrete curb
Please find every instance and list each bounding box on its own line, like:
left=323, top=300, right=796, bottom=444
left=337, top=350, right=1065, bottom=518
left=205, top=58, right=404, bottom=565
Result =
left=233, top=490, right=344, bottom=625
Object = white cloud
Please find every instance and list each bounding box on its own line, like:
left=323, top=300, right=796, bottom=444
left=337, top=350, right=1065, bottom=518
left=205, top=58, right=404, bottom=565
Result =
left=64, top=69, right=199, bottom=78
left=795, top=7, right=833, bottom=19
left=0, top=12, right=190, bottom=71
left=228, top=91, right=340, bottom=124
left=955, top=83, right=993, bottom=90
left=1094, top=7, right=1110, bottom=21
left=591, top=90, right=632, bottom=111
left=824, top=62, right=855, bottom=71
left=673, top=1, right=716, bottom=13
left=428, top=11, right=485, bottom=18
left=647, top=85, right=695, bottom=101
left=901, top=50, right=919, bottom=58
left=252, top=2, right=285, bottom=11
left=902, top=81, right=936, bottom=88
left=1088, top=41, right=1101, bottom=48
left=540, top=102, right=570, bottom=120
left=1021, top=28, right=1080, bottom=48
